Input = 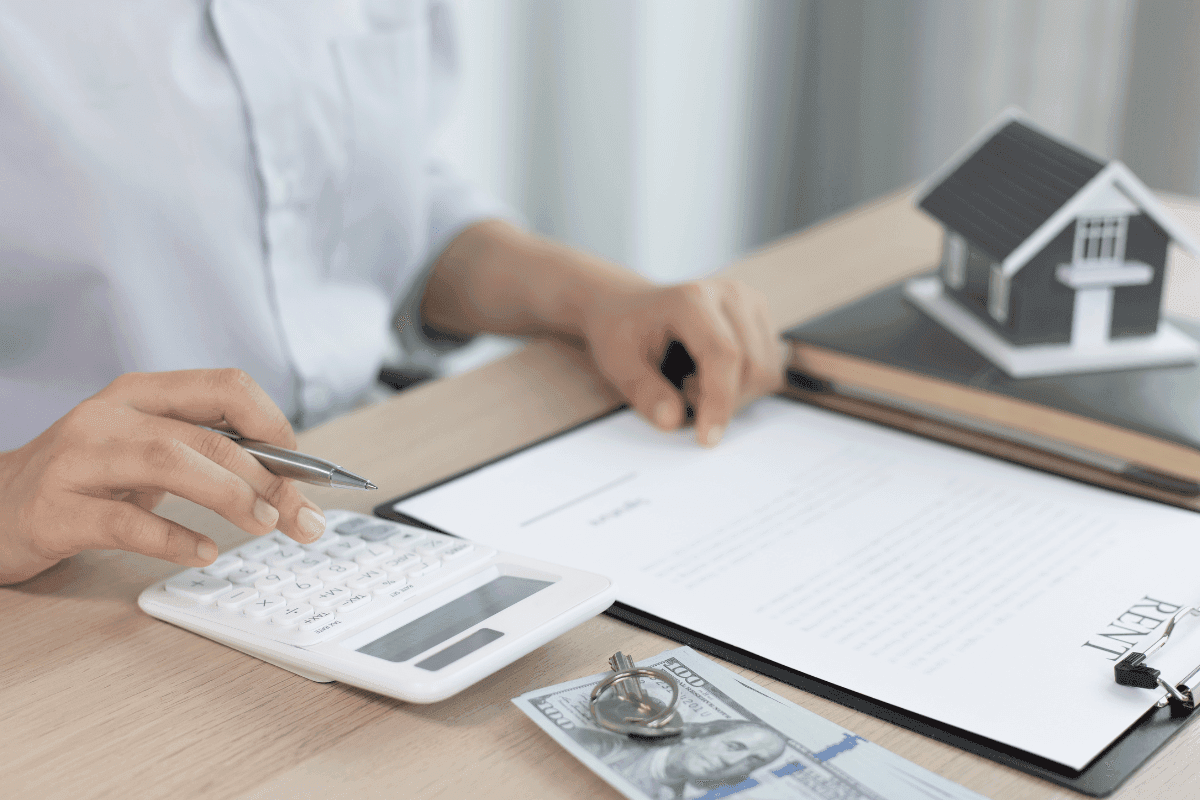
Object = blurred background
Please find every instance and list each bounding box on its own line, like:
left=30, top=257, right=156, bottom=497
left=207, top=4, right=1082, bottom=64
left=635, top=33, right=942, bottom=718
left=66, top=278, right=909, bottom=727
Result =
left=435, top=0, right=1198, bottom=284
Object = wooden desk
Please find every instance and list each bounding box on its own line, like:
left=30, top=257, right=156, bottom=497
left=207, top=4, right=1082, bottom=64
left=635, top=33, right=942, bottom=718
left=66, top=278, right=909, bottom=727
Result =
left=6, top=190, right=1200, bottom=800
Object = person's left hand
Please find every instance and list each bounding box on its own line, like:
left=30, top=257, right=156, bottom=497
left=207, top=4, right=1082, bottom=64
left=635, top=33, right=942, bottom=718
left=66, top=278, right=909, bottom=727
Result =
left=580, top=278, right=785, bottom=446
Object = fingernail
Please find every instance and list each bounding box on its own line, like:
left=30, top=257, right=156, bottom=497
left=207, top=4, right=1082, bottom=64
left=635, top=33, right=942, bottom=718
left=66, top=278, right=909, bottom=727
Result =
left=703, top=425, right=725, bottom=448
left=654, top=401, right=674, bottom=429
left=298, top=507, right=326, bottom=542
left=196, top=540, right=218, bottom=563
left=253, top=498, right=279, bottom=529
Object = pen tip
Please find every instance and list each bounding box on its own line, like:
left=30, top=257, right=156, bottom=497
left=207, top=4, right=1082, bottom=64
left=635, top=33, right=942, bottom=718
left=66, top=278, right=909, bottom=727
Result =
left=366, top=481, right=378, bottom=490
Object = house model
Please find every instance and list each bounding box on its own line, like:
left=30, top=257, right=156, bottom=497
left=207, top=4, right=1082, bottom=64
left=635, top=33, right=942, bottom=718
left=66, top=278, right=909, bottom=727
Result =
left=906, top=111, right=1200, bottom=378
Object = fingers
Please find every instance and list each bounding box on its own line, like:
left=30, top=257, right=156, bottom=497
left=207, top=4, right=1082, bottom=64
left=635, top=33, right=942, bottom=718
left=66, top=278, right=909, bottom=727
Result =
left=670, top=285, right=744, bottom=447
left=597, top=321, right=690, bottom=432
left=670, top=282, right=783, bottom=447
left=104, top=369, right=297, bottom=449
left=88, top=497, right=218, bottom=567
left=73, top=414, right=324, bottom=545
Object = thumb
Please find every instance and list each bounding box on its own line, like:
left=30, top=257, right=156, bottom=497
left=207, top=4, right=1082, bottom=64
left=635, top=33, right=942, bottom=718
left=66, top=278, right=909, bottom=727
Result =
left=604, top=356, right=688, bottom=431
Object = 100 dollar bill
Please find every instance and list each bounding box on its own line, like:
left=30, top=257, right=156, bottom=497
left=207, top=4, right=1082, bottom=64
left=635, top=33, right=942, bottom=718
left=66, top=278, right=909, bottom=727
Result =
left=513, top=647, right=984, bottom=800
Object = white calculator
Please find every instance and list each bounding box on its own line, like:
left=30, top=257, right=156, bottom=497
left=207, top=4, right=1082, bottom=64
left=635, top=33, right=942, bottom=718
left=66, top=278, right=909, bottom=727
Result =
left=138, top=509, right=616, bottom=703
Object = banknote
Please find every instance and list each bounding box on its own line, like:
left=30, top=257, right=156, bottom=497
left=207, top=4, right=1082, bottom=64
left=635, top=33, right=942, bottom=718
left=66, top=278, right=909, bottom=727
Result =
left=513, top=647, right=985, bottom=800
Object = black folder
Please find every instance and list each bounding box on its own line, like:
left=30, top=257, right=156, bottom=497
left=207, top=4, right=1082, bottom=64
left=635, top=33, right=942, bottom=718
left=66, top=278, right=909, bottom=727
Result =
left=375, top=403, right=1200, bottom=798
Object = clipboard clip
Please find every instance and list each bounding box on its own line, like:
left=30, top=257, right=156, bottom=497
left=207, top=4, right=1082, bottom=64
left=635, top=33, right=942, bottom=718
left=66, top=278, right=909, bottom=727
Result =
left=1114, top=606, right=1200, bottom=712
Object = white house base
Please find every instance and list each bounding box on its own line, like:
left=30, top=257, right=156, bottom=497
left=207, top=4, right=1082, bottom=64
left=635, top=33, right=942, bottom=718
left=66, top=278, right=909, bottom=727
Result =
left=904, top=275, right=1200, bottom=378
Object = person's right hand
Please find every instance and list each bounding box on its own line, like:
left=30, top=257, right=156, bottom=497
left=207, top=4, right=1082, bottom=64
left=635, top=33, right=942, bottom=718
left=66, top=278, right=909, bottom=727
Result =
left=0, top=369, right=326, bottom=585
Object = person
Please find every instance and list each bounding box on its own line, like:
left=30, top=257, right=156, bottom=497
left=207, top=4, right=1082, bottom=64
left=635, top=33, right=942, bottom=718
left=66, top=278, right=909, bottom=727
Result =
left=576, top=719, right=788, bottom=799
left=0, top=1, right=784, bottom=586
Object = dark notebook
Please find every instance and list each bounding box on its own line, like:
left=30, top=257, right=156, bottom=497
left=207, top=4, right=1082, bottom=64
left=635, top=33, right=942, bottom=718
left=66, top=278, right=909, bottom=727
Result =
left=783, top=276, right=1200, bottom=452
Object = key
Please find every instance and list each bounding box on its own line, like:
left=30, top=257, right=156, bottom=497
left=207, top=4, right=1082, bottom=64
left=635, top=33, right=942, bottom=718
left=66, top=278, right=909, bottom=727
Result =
left=381, top=552, right=421, bottom=574
left=335, top=592, right=372, bottom=616
left=272, top=603, right=313, bottom=628
left=415, top=538, right=455, bottom=557
left=348, top=569, right=387, bottom=590
left=202, top=554, right=243, bottom=579
left=407, top=560, right=442, bottom=578
left=318, top=560, right=360, bottom=583
left=244, top=594, right=286, bottom=618
left=325, top=537, right=366, bottom=561
left=265, top=545, right=305, bottom=568
left=387, top=530, right=427, bottom=549
left=355, top=544, right=394, bottom=567
left=312, top=586, right=351, bottom=608
left=234, top=539, right=279, bottom=562
left=226, top=562, right=269, bottom=585
left=355, top=522, right=399, bottom=542
left=609, top=651, right=645, bottom=703
left=254, top=570, right=296, bottom=594
left=301, top=529, right=342, bottom=551
left=291, top=554, right=332, bottom=576
left=166, top=571, right=232, bottom=603
left=282, top=579, right=323, bottom=601
left=441, top=543, right=475, bottom=561
left=333, top=517, right=374, bottom=537
left=217, top=587, right=260, bottom=610
left=297, top=609, right=337, bottom=632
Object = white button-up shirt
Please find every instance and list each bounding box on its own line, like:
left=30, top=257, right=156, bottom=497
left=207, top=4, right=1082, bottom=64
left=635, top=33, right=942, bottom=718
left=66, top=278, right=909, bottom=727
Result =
left=0, top=0, right=502, bottom=450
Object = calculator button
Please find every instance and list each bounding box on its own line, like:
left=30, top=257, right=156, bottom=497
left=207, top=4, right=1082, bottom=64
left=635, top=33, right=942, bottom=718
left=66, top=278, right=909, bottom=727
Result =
left=415, top=539, right=455, bottom=557
left=281, top=579, right=324, bottom=600
left=333, top=517, right=373, bottom=536
left=226, top=562, right=269, bottom=584
left=335, top=592, right=372, bottom=615
left=244, top=594, right=286, bottom=618
left=441, top=543, right=475, bottom=561
left=297, top=609, right=337, bottom=632
left=270, top=531, right=299, bottom=546
left=166, top=571, right=232, bottom=602
left=217, top=587, right=260, bottom=610
left=234, top=539, right=280, bottom=562
left=317, top=560, right=360, bottom=583
left=347, top=569, right=387, bottom=590
left=311, top=586, right=351, bottom=608
left=387, top=530, right=427, bottom=549
left=407, top=560, right=442, bottom=578
left=301, top=529, right=342, bottom=551
left=355, top=522, right=399, bottom=542
left=272, top=603, right=313, bottom=627
left=291, top=554, right=332, bottom=575
left=325, top=537, right=366, bottom=561
left=264, top=545, right=305, bottom=568
left=254, top=570, right=296, bottom=594
left=381, top=552, right=421, bottom=574
left=201, top=554, right=243, bottom=579
left=374, top=579, right=419, bottom=604
left=354, top=544, right=394, bottom=566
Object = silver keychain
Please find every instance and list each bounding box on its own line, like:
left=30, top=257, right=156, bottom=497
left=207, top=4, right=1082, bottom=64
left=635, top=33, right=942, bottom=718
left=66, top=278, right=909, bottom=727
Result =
left=589, top=652, right=684, bottom=738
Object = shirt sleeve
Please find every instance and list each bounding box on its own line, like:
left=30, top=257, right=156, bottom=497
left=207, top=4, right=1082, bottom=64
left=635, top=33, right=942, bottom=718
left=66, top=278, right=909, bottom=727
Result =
left=393, top=0, right=519, bottom=369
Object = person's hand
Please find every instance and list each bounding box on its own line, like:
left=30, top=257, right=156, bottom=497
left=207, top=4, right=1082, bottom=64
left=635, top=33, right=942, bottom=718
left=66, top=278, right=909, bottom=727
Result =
left=581, top=278, right=785, bottom=446
left=0, top=369, right=326, bottom=585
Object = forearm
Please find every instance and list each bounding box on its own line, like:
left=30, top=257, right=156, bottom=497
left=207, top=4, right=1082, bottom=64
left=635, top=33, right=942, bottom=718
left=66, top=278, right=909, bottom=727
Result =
left=421, top=220, right=651, bottom=342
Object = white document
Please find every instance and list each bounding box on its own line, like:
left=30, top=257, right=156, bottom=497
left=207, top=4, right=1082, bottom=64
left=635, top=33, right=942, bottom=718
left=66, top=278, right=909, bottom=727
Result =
left=394, top=397, right=1200, bottom=771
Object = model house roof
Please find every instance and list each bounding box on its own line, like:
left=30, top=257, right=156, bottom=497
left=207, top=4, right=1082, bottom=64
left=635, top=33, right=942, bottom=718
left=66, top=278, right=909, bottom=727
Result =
left=918, top=120, right=1105, bottom=262
left=915, top=112, right=1200, bottom=274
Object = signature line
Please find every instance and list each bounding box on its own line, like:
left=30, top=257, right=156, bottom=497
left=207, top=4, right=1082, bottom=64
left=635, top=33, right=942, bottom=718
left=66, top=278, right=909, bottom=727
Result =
left=519, top=472, right=639, bottom=528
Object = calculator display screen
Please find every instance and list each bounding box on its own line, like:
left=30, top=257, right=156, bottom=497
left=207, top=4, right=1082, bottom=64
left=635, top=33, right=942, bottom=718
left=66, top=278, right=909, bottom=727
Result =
left=355, top=576, right=552, bottom=666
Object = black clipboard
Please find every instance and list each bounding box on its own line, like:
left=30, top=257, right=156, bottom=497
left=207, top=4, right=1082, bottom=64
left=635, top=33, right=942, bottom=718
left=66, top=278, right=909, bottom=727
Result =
left=374, top=401, right=1200, bottom=797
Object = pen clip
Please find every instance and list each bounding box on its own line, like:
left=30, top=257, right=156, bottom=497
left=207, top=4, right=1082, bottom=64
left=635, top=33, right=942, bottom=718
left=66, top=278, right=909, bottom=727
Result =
left=199, top=425, right=243, bottom=442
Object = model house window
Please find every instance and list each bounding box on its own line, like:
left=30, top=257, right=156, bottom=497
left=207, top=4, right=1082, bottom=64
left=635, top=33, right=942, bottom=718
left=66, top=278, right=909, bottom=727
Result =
left=943, top=232, right=966, bottom=289
left=1073, top=215, right=1128, bottom=263
left=987, top=263, right=1009, bottom=322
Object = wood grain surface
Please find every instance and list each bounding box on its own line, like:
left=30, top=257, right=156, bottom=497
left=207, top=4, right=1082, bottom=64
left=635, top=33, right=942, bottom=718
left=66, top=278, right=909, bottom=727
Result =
left=4, top=190, right=1200, bottom=800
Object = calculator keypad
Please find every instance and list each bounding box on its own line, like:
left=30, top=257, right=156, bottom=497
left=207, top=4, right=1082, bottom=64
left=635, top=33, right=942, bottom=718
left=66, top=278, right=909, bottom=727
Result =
left=157, top=517, right=493, bottom=647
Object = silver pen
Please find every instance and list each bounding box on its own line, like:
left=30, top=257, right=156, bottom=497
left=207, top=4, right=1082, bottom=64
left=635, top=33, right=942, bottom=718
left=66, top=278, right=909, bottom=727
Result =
left=200, top=426, right=378, bottom=490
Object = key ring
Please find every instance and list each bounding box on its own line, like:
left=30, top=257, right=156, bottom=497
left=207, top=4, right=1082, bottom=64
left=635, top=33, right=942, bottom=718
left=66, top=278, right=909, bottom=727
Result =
left=590, top=665, right=683, bottom=738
